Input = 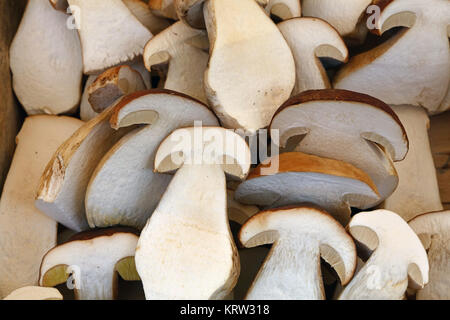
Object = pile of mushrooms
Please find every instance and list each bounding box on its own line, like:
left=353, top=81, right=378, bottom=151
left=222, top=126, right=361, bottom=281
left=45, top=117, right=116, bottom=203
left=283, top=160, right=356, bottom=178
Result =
left=0, top=0, right=448, bottom=300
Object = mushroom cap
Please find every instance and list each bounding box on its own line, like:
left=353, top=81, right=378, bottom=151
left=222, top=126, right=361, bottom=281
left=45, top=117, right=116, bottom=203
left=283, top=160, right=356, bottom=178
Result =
left=239, top=206, right=357, bottom=285
left=67, top=0, right=152, bottom=74
left=155, top=126, right=251, bottom=179
left=3, top=286, right=63, bottom=300
left=235, top=152, right=380, bottom=225
left=88, top=65, right=146, bottom=113
left=409, top=210, right=449, bottom=300
left=277, top=17, right=348, bottom=94
left=349, top=209, right=429, bottom=288
left=85, top=90, right=219, bottom=229
left=39, top=227, right=139, bottom=300
left=270, top=89, right=408, bottom=202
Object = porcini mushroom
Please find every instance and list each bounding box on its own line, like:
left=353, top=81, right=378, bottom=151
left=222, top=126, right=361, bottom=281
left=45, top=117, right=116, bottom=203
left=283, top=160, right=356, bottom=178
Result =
left=409, top=210, right=449, bottom=300
left=381, top=106, right=443, bottom=221
left=88, top=65, right=146, bottom=113
left=143, top=21, right=209, bottom=103
left=338, top=209, right=429, bottom=300
left=40, top=228, right=140, bottom=300
left=204, top=0, right=295, bottom=131
left=123, top=0, right=171, bottom=34
left=239, top=206, right=357, bottom=300
left=269, top=89, right=409, bottom=203
left=135, top=126, right=251, bottom=299
left=301, top=0, right=372, bottom=44
left=36, top=107, right=135, bottom=231
left=10, top=0, right=83, bottom=115
left=80, top=74, right=100, bottom=121
left=334, top=0, right=450, bottom=114
left=227, top=190, right=259, bottom=226
left=0, top=116, right=83, bottom=298
left=3, top=286, right=63, bottom=300
left=85, top=90, right=218, bottom=230
left=265, top=0, right=301, bottom=20
left=174, top=0, right=205, bottom=29
left=67, top=0, right=152, bottom=74
left=235, top=152, right=380, bottom=225
left=278, top=17, right=348, bottom=95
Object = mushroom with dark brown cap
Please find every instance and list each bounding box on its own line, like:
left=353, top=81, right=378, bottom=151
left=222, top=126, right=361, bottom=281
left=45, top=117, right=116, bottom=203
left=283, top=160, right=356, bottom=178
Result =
left=135, top=126, right=251, bottom=299
left=278, top=17, right=348, bottom=95
left=85, top=90, right=218, bottom=230
left=269, top=89, right=409, bottom=204
left=409, top=210, right=449, bottom=300
left=239, top=206, right=357, bottom=300
left=40, top=228, right=140, bottom=300
left=338, top=209, right=429, bottom=300
left=235, top=152, right=380, bottom=225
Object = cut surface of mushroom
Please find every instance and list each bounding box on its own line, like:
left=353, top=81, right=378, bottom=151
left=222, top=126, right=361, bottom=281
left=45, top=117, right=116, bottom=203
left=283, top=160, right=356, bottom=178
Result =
left=85, top=90, right=219, bottom=230
left=239, top=206, right=356, bottom=300
left=80, top=74, right=100, bottom=121
left=3, top=286, right=63, bottom=300
left=36, top=107, right=135, bottom=231
left=409, top=210, right=449, bottom=300
left=135, top=126, right=251, bottom=299
left=123, top=0, right=171, bottom=34
left=10, top=0, right=83, bottom=115
left=338, top=209, right=429, bottom=300
left=67, top=0, right=152, bottom=74
left=381, top=106, right=443, bottom=221
left=236, top=152, right=380, bottom=225
left=301, top=0, right=371, bottom=43
left=40, top=228, right=140, bottom=300
left=174, top=0, right=205, bottom=29
left=204, top=0, right=295, bottom=131
left=88, top=65, right=146, bottom=113
left=227, top=190, right=259, bottom=226
left=143, top=21, right=209, bottom=103
left=265, top=0, right=301, bottom=20
left=0, top=115, right=83, bottom=299
left=278, top=17, right=348, bottom=95
left=270, top=89, right=409, bottom=203
left=334, top=0, right=450, bottom=114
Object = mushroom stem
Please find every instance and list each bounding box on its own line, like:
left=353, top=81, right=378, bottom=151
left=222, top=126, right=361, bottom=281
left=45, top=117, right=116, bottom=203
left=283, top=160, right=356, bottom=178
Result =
left=73, top=267, right=117, bottom=300
left=381, top=105, right=443, bottom=221
left=246, top=237, right=323, bottom=300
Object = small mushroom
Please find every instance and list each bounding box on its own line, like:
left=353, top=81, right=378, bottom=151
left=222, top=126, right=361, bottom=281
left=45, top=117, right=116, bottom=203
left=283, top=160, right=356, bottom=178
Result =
left=409, top=210, right=449, bottom=300
left=67, top=0, right=152, bottom=74
left=278, top=17, right=348, bottom=95
left=338, top=209, right=429, bottom=300
left=123, top=0, right=171, bottom=34
left=143, top=21, right=209, bottom=103
left=40, top=227, right=140, bottom=300
left=88, top=65, right=146, bottom=113
left=135, top=126, right=251, bottom=299
left=0, top=116, right=83, bottom=299
left=85, top=90, right=219, bottom=230
left=3, top=286, right=62, bottom=300
left=265, top=0, right=301, bottom=21
left=334, top=0, right=450, bottom=114
left=239, top=206, right=357, bottom=300
left=204, top=0, right=295, bottom=131
left=269, top=89, right=409, bottom=203
left=36, top=107, right=136, bottom=231
left=10, top=0, right=83, bottom=115
left=235, top=152, right=380, bottom=225
left=381, top=106, right=443, bottom=221
left=301, top=0, right=372, bottom=44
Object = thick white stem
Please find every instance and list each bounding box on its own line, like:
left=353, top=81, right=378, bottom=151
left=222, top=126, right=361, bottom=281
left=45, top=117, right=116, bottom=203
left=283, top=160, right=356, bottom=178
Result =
left=246, top=237, right=324, bottom=300
left=382, top=105, right=443, bottom=221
